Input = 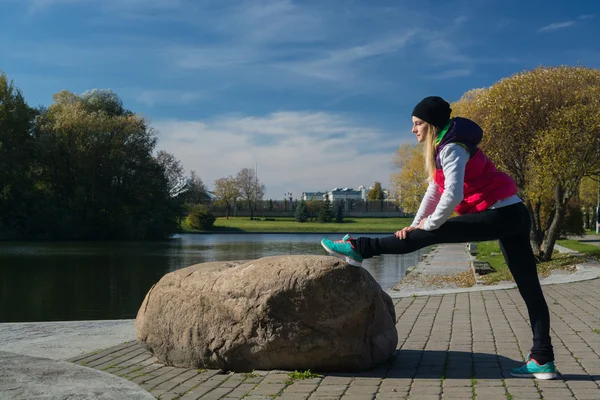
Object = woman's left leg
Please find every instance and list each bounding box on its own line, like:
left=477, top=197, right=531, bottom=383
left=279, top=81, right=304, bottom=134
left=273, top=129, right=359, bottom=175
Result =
left=499, top=233, right=554, bottom=364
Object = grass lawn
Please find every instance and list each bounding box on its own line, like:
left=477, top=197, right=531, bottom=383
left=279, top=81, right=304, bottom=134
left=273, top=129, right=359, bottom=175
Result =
left=182, top=217, right=413, bottom=233
left=556, top=239, right=600, bottom=259
left=476, top=239, right=598, bottom=285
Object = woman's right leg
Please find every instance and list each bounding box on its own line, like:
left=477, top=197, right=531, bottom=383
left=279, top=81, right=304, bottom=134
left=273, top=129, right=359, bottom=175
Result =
left=354, top=203, right=526, bottom=258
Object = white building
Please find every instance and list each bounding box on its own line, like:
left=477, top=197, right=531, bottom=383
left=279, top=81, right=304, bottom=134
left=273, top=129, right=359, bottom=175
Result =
left=301, top=185, right=392, bottom=202
left=301, top=191, right=327, bottom=201
left=301, top=188, right=365, bottom=201
left=328, top=187, right=366, bottom=201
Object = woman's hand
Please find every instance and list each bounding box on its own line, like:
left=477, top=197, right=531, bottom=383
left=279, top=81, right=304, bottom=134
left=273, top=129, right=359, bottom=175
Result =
left=395, top=219, right=426, bottom=239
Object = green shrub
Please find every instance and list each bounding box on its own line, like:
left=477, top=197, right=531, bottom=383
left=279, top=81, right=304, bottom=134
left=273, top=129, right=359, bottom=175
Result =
left=186, top=204, right=216, bottom=230
left=560, top=200, right=585, bottom=238
left=295, top=200, right=308, bottom=222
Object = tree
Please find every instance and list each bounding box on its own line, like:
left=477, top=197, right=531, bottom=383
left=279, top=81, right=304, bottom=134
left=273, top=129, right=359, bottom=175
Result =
left=155, top=150, right=184, bottom=196
left=390, top=143, right=428, bottom=214
left=294, top=200, right=308, bottom=222
left=235, top=168, right=265, bottom=220
left=318, top=194, right=333, bottom=223
left=306, top=199, right=321, bottom=222
left=0, top=72, right=37, bottom=238
left=452, top=66, right=600, bottom=260
left=34, top=89, right=179, bottom=239
left=184, top=170, right=209, bottom=205
left=334, top=201, right=345, bottom=223
left=79, top=89, right=126, bottom=116
left=367, top=182, right=384, bottom=201
left=560, top=198, right=585, bottom=238
left=449, top=88, right=486, bottom=123
left=214, top=176, right=239, bottom=219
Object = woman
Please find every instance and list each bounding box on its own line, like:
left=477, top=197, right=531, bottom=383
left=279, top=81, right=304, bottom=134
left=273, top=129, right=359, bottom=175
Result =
left=321, top=96, right=557, bottom=379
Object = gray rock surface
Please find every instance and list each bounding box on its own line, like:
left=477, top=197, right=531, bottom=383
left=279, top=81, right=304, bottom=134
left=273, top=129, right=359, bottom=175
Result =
left=0, top=351, right=154, bottom=400
left=136, top=255, right=397, bottom=372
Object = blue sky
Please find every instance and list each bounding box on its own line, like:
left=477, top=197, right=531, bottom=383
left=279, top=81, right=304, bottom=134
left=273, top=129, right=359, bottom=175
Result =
left=1, top=0, right=599, bottom=199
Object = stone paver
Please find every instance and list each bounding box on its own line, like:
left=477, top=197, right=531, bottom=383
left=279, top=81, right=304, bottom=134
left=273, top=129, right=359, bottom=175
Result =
left=67, top=274, right=600, bottom=399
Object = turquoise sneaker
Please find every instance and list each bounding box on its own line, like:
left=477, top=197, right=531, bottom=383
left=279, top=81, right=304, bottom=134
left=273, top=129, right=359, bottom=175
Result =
left=321, top=234, right=363, bottom=267
left=510, top=357, right=558, bottom=380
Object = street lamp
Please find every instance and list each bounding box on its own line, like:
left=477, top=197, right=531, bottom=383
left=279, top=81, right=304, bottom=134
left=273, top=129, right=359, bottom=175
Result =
left=596, top=176, right=600, bottom=235
left=284, top=192, right=292, bottom=211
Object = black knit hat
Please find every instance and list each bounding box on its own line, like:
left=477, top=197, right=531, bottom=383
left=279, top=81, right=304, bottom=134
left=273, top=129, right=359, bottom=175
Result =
left=411, top=96, right=452, bottom=129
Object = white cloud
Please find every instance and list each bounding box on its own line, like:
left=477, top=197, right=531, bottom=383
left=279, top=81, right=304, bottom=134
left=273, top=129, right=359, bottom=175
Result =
left=172, top=46, right=266, bottom=69
left=274, top=31, right=418, bottom=82
left=429, top=69, right=472, bottom=80
left=171, top=29, right=417, bottom=89
left=9, top=1, right=482, bottom=92
left=577, top=14, right=594, bottom=20
left=153, top=111, right=402, bottom=199
left=218, top=0, right=324, bottom=45
left=537, top=21, right=575, bottom=33
left=136, top=90, right=205, bottom=106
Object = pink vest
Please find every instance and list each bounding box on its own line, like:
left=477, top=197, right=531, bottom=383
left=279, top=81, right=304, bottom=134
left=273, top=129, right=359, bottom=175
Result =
left=434, top=149, right=518, bottom=215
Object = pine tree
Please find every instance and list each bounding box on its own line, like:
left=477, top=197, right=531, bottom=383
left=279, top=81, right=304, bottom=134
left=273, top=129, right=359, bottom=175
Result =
left=318, top=194, right=333, bottom=223
left=294, top=200, right=308, bottom=223
left=334, top=201, right=344, bottom=223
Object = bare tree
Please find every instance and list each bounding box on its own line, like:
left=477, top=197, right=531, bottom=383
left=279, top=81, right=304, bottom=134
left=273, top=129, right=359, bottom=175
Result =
left=235, top=168, right=266, bottom=219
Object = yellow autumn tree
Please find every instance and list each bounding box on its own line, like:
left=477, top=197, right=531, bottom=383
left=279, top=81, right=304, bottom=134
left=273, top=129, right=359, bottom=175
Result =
left=452, top=66, right=600, bottom=260
left=390, top=143, right=428, bottom=214
left=450, top=88, right=486, bottom=122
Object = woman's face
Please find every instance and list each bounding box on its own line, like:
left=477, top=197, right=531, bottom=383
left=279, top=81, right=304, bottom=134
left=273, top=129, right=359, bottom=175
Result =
left=412, top=117, right=428, bottom=143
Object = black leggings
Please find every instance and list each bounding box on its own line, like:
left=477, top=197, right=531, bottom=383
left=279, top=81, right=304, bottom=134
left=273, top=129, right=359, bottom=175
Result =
left=355, top=202, right=554, bottom=363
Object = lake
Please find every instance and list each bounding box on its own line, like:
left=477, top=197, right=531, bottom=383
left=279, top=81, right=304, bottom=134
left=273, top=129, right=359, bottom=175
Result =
left=0, top=233, right=428, bottom=322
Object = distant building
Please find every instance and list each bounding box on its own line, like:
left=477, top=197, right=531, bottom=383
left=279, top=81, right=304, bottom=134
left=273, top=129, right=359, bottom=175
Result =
left=328, top=187, right=366, bottom=201
left=301, top=185, right=390, bottom=202
left=301, top=191, right=327, bottom=201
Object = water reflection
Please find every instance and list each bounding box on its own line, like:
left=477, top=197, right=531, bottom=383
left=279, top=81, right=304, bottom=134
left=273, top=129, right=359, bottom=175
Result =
left=0, top=234, right=428, bottom=322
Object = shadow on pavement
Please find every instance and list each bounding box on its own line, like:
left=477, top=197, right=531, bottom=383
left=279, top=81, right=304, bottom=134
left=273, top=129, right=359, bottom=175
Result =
left=323, top=350, right=596, bottom=381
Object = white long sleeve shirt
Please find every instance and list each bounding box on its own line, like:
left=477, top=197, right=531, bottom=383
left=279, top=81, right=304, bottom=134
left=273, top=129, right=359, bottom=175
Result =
left=411, top=144, right=467, bottom=231
left=411, top=144, right=520, bottom=231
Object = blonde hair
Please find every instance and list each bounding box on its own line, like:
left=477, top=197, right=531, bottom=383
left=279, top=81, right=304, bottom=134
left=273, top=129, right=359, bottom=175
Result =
left=423, top=122, right=439, bottom=181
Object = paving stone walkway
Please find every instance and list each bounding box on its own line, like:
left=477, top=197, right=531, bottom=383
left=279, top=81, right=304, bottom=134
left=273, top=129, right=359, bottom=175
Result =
left=70, top=278, right=600, bottom=400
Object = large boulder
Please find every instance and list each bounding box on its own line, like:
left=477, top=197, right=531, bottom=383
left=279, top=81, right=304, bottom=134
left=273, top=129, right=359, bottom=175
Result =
left=136, top=255, right=397, bottom=372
